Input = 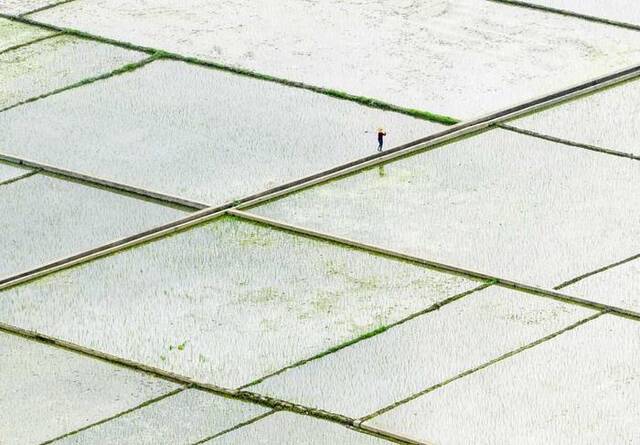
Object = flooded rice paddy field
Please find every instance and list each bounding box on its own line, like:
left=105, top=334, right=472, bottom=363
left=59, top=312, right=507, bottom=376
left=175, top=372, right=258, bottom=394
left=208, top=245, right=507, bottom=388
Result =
left=510, top=77, right=640, bottom=155
left=2, top=1, right=640, bottom=444
left=366, top=314, right=640, bottom=444
left=54, top=389, right=268, bottom=445
left=210, top=412, right=390, bottom=445
left=0, top=216, right=479, bottom=388
left=251, top=286, right=592, bottom=417
left=30, top=0, right=640, bottom=119
left=253, top=129, right=640, bottom=288
left=524, top=0, right=640, bottom=27
left=0, top=34, right=143, bottom=109
left=0, top=331, right=178, bottom=445
left=0, top=59, right=441, bottom=206
left=0, top=17, right=52, bottom=51
left=0, top=0, right=69, bottom=15
left=0, top=173, right=185, bottom=279
left=0, top=160, right=30, bottom=183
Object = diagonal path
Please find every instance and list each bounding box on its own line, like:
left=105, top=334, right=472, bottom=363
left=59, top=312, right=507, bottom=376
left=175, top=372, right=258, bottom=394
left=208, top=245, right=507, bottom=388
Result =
left=0, top=31, right=60, bottom=56
left=487, top=0, right=640, bottom=32
left=499, top=124, right=640, bottom=161
left=2, top=58, right=640, bottom=291
left=229, top=210, right=640, bottom=321
left=0, top=322, right=425, bottom=445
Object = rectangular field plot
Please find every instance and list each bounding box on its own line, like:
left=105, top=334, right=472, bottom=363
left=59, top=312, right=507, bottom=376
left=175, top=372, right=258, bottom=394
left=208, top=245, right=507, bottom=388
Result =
left=210, top=412, right=389, bottom=444
left=251, top=287, right=592, bottom=418
left=0, top=0, right=69, bottom=15
left=0, top=17, right=52, bottom=52
left=31, top=0, right=640, bottom=118
left=0, top=174, right=185, bottom=279
left=0, top=35, right=144, bottom=109
left=0, top=161, right=31, bottom=183
left=522, top=0, right=640, bottom=27
left=0, top=216, right=480, bottom=389
left=56, top=389, right=268, bottom=445
left=365, top=314, right=640, bottom=444
left=564, top=258, right=640, bottom=313
left=252, top=129, right=640, bottom=288
left=0, top=59, right=440, bottom=206
left=0, top=332, right=178, bottom=445
left=510, top=78, right=640, bottom=156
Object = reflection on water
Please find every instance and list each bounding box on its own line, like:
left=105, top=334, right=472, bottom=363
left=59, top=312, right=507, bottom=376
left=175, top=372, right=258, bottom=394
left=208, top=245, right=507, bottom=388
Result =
left=255, top=129, right=640, bottom=288
left=0, top=60, right=440, bottom=206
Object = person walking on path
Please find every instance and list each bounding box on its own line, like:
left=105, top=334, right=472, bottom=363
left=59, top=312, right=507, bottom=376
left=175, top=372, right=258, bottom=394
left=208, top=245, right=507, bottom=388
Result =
left=377, top=128, right=387, bottom=152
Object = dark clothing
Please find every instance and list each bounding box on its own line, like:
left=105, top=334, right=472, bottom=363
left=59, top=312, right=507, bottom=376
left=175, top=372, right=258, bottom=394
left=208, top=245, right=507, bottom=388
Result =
left=377, top=132, right=386, bottom=151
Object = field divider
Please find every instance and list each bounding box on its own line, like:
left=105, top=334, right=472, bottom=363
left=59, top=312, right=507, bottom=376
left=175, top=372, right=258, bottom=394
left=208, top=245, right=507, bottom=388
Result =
left=190, top=410, right=278, bottom=445
left=228, top=210, right=640, bottom=321
left=487, top=0, right=640, bottom=32
left=0, top=31, right=62, bottom=57
left=233, top=62, right=640, bottom=210
left=40, top=386, right=190, bottom=444
left=0, top=168, right=40, bottom=187
left=554, top=252, right=640, bottom=290
left=354, top=425, right=435, bottom=445
left=1, top=54, right=639, bottom=296
left=3, top=12, right=640, bottom=129
left=356, top=311, right=606, bottom=425
left=240, top=282, right=495, bottom=390
left=20, top=0, right=80, bottom=17
left=0, top=323, right=423, bottom=445
left=0, top=207, right=227, bottom=290
left=500, top=124, right=640, bottom=161
left=0, top=13, right=456, bottom=126
left=0, top=152, right=207, bottom=210
left=0, top=53, right=158, bottom=114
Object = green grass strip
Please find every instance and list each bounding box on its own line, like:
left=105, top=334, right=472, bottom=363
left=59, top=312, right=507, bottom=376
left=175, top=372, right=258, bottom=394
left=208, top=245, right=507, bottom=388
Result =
left=0, top=53, right=159, bottom=114
left=153, top=50, right=460, bottom=125
left=0, top=31, right=62, bottom=57
left=0, top=13, right=460, bottom=126
left=240, top=282, right=493, bottom=389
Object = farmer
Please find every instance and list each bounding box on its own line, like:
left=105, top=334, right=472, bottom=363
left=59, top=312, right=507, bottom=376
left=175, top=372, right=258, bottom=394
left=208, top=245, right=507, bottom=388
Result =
left=377, top=128, right=387, bottom=152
